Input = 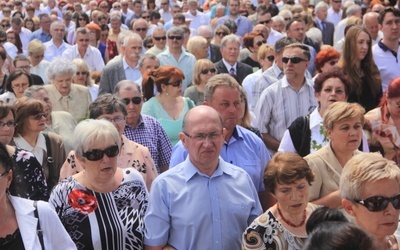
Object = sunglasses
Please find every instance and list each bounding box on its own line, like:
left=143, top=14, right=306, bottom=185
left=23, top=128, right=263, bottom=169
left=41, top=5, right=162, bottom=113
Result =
left=146, top=44, right=153, bottom=48
left=284, top=17, right=292, bottom=21
left=153, top=36, right=167, bottom=41
left=259, top=20, right=271, bottom=24
left=282, top=57, right=308, bottom=64
left=201, top=68, right=216, bottom=74
left=266, top=55, right=275, bottom=62
left=332, top=0, right=342, bottom=3
left=123, top=97, right=142, bottom=105
left=142, top=15, right=150, bottom=19
left=0, top=39, right=6, bottom=43
left=256, top=41, right=266, bottom=47
left=355, top=194, right=400, bottom=212
left=168, top=35, right=183, bottom=40
left=136, top=28, right=147, bottom=32
left=76, top=71, right=88, bottom=76
left=78, top=18, right=85, bottom=21
left=82, top=145, right=119, bottom=161
left=31, top=113, right=48, bottom=120
left=216, top=32, right=227, bottom=36
left=167, top=80, right=182, bottom=87
left=0, top=121, right=16, bottom=127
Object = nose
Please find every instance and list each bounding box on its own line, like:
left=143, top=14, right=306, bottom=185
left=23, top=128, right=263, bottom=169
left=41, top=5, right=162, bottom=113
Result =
left=202, top=137, right=213, bottom=147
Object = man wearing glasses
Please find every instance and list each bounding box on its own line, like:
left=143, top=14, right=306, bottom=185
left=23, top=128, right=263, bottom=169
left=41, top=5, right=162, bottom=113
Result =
left=146, top=27, right=168, bottom=56
left=145, top=105, right=262, bottom=250
left=255, top=43, right=317, bottom=155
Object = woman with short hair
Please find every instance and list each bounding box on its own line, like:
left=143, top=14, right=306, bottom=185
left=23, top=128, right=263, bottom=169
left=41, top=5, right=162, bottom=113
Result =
left=27, top=39, right=49, bottom=83
left=72, top=58, right=98, bottom=101
left=0, top=69, right=32, bottom=104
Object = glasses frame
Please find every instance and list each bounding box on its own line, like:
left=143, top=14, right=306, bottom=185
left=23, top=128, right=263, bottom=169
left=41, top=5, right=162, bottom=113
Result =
left=153, top=36, right=167, bottom=41
left=282, top=57, right=308, bottom=64
left=355, top=194, right=400, bottom=212
left=166, top=80, right=182, bottom=87
left=31, top=113, right=48, bottom=120
left=0, top=121, right=16, bottom=127
left=82, top=144, right=120, bottom=161
left=123, top=97, right=142, bottom=105
left=183, top=130, right=223, bottom=141
left=200, top=68, right=217, bottom=74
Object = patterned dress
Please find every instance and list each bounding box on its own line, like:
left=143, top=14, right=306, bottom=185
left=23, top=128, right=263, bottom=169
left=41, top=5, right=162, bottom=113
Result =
left=49, top=168, right=148, bottom=250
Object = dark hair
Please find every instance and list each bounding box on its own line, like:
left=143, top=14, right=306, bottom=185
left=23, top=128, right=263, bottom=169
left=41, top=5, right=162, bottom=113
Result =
left=306, top=207, right=348, bottom=234
left=243, top=31, right=264, bottom=51
left=285, top=18, right=304, bottom=32
left=303, top=222, right=375, bottom=250
left=149, top=10, right=161, bottom=20
left=76, top=11, right=90, bottom=28
left=100, top=24, right=109, bottom=32
left=314, top=48, right=340, bottom=73
left=89, top=93, right=127, bottom=119
left=24, top=17, right=34, bottom=31
left=14, top=97, right=45, bottom=136
left=0, top=105, right=15, bottom=122
left=378, top=7, right=400, bottom=25
left=5, top=69, right=33, bottom=93
left=0, top=141, right=13, bottom=172
left=314, top=67, right=352, bottom=96
left=0, top=47, right=6, bottom=60
left=274, top=36, right=297, bottom=54
left=7, top=30, right=23, bottom=53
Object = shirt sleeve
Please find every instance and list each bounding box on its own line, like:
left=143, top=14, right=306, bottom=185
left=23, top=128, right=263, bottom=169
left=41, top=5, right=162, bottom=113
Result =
left=169, top=141, right=188, bottom=168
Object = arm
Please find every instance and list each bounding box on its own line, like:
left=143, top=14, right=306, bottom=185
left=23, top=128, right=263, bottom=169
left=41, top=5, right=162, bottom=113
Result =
left=310, top=190, right=342, bottom=208
left=261, top=132, right=280, bottom=152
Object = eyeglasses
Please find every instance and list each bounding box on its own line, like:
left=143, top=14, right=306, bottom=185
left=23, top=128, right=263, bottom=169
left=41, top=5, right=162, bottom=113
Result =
left=391, top=100, right=400, bottom=108
left=168, top=35, right=183, bottom=40
left=355, top=194, right=400, bottom=212
left=259, top=20, right=271, bottom=24
left=256, top=40, right=266, bottom=47
left=183, top=130, right=223, bottom=141
left=32, top=54, right=44, bottom=59
left=17, top=65, right=31, bottom=70
left=0, top=121, right=16, bottom=127
left=78, top=18, right=85, bottom=21
left=12, top=83, right=29, bottom=89
left=31, top=113, right=48, bottom=120
left=167, top=80, right=182, bottom=87
left=327, top=60, right=338, bottom=66
left=142, top=15, right=150, bottom=19
left=284, top=17, right=292, bottom=21
left=136, top=28, right=147, bottom=32
left=153, top=36, right=167, bottom=41
left=123, top=97, right=142, bottom=105
left=101, top=116, right=125, bottom=123
left=201, top=68, right=216, bottom=74
left=160, top=2, right=168, bottom=5
left=76, top=71, right=88, bottom=76
left=0, top=168, right=10, bottom=178
left=216, top=32, right=227, bottom=36
left=113, top=5, right=121, bottom=8
left=266, top=55, right=275, bottom=62
left=282, top=57, right=308, bottom=64
left=0, top=39, right=6, bottom=43
left=82, top=144, right=119, bottom=161
left=145, top=44, right=153, bottom=48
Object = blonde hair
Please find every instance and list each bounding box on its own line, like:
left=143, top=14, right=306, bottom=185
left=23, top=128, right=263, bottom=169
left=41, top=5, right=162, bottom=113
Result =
left=192, top=59, right=216, bottom=86
left=187, top=36, right=207, bottom=58
left=72, top=58, right=94, bottom=87
left=257, top=44, right=274, bottom=61
left=27, top=39, right=45, bottom=55
left=323, top=102, right=365, bottom=130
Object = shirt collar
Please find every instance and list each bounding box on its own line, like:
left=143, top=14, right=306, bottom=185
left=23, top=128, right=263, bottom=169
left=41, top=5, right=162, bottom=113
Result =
left=222, top=58, right=237, bottom=69
left=309, top=108, right=322, bottom=129
left=122, top=57, right=139, bottom=70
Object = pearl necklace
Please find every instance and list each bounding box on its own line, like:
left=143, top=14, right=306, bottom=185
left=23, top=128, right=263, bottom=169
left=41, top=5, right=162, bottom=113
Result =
left=277, top=203, right=306, bottom=228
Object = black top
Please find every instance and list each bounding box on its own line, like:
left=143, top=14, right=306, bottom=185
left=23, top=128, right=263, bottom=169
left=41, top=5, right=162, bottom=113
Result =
left=348, top=76, right=382, bottom=112
left=0, top=229, right=25, bottom=250
left=241, top=56, right=260, bottom=69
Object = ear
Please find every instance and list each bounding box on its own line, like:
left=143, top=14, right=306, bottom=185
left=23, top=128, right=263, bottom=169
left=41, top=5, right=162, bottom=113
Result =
left=203, top=100, right=209, bottom=106
left=74, top=153, right=86, bottom=170
left=179, top=132, right=188, bottom=149
left=342, top=199, right=357, bottom=217
left=327, top=128, right=333, bottom=140
left=6, top=169, right=12, bottom=189
left=315, top=91, right=321, bottom=102
left=222, top=127, right=227, bottom=138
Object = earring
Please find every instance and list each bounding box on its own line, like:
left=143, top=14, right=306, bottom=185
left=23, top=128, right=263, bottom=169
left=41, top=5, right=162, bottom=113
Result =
left=166, top=92, right=169, bottom=96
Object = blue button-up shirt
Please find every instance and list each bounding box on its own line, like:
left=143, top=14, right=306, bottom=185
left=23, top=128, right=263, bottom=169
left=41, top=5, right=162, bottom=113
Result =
left=144, top=157, right=262, bottom=250
left=30, top=28, right=52, bottom=43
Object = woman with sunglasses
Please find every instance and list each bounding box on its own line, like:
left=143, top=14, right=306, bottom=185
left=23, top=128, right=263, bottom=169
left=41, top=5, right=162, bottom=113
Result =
left=211, top=24, right=229, bottom=46
left=340, top=152, right=400, bottom=249
left=142, top=66, right=195, bottom=146
left=305, top=102, right=365, bottom=212
left=184, top=59, right=216, bottom=106
left=72, top=59, right=98, bottom=101
left=60, top=94, right=157, bottom=191
left=27, top=39, right=49, bottom=84
left=241, top=31, right=265, bottom=70
left=313, top=47, right=340, bottom=81
left=12, top=97, right=66, bottom=193
left=49, top=119, right=148, bottom=249
left=67, top=11, right=89, bottom=45
left=0, top=69, right=32, bottom=104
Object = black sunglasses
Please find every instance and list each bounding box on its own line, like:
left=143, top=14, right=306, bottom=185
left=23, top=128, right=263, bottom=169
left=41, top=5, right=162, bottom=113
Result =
left=82, top=145, right=119, bottom=161
left=168, top=35, right=183, bottom=40
left=123, top=97, right=142, bottom=105
left=266, top=55, right=275, bottom=62
left=31, top=113, right=48, bottom=120
left=136, top=28, right=147, bottom=32
left=201, top=68, right=216, bottom=74
left=355, top=194, right=400, bottom=212
left=282, top=57, right=308, bottom=64
left=256, top=41, right=266, bottom=47
left=216, top=32, right=227, bottom=36
left=259, top=20, right=271, bottom=24
left=167, top=80, right=182, bottom=87
left=0, top=39, right=6, bottom=43
left=153, top=36, right=167, bottom=41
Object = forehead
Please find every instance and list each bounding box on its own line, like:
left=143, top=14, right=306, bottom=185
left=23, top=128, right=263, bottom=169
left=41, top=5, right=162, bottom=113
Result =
left=15, top=60, right=29, bottom=66
left=211, top=86, right=240, bottom=101
left=119, top=86, right=141, bottom=96
left=76, top=32, right=89, bottom=38
left=223, top=40, right=239, bottom=48
left=153, top=29, right=166, bottom=36
left=289, top=21, right=304, bottom=30
left=383, top=12, right=400, bottom=22
left=142, top=58, right=159, bottom=66
left=126, top=38, right=142, bottom=46
left=135, top=21, right=147, bottom=28
left=283, top=47, right=304, bottom=56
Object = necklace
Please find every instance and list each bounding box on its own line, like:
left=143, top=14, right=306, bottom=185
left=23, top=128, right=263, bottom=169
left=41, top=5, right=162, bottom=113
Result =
left=0, top=202, right=9, bottom=228
left=277, top=203, right=306, bottom=228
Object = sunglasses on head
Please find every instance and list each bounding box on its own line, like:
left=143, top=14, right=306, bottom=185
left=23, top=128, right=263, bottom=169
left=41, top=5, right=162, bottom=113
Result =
left=282, top=57, right=308, bottom=64
left=168, top=35, right=183, bottom=40
left=201, top=68, right=217, bottom=74
left=82, top=145, right=119, bottom=161
left=256, top=40, right=266, bottom=47
left=153, top=36, right=167, bottom=41
left=266, top=55, right=275, bottom=62
left=355, top=194, right=400, bottom=212
left=216, top=32, right=227, bottom=36
left=123, top=97, right=142, bottom=105
left=31, top=113, right=48, bottom=120
left=167, top=80, right=182, bottom=87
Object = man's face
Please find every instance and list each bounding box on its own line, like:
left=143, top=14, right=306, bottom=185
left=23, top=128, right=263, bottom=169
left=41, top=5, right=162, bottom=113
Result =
left=364, top=16, right=379, bottom=40
left=40, top=16, right=52, bottom=32
left=272, top=20, right=284, bottom=33
left=111, top=19, right=121, bottom=30
left=167, top=32, right=183, bottom=49
left=228, top=0, right=239, bottom=16
left=122, top=38, right=143, bottom=62
left=152, top=29, right=167, bottom=49
left=380, top=12, right=400, bottom=42
left=117, top=87, right=143, bottom=124
left=14, top=60, right=31, bottom=74
left=257, top=13, right=272, bottom=28
left=160, top=0, right=169, bottom=11
left=172, top=17, right=184, bottom=26
left=282, top=47, right=309, bottom=82
left=133, top=20, right=148, bottom=39
left=133, top=2, right=142, bottom=14
left=139, top=58, right=159, bottom=75
left=287, top=21, right=305, bottom=42
left=121, top=0, right=128, bottom=11
left=50, top=23, right=66, bottom=41
left=316, top=7, right=327, bottom=21
left=220, top=40, right=239, bottom=65
left=75, top=32, right=90, bottom=51
left=198, top=30, right=212, bottom=46
left=188, top=1, right=197, bottom=13
left=172, top=6, right=181, bottom=15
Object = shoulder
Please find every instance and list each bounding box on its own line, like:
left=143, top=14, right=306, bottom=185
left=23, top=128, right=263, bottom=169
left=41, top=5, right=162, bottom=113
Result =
left=104, top=57, right=123, bottom=69
left=237, top=126, right=264, bottom=145
left=44, top=131, right=64, bottom=143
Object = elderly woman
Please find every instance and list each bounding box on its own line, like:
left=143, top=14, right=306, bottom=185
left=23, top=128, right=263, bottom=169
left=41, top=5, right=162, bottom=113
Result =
left=49, top=119, right=148, bottom=249
left=242, top=152, right=319, bottom=249
left=305, top=102, right=365, bottom=209
left=313, top=47, right=340, bottom=80
left=12, top=97, right=66, bottom=193
left=142, top=66, right=195, bottom=146
left=27, top=39, right=49, bottom=84
left=186, top=36, right=208, bottom=60
left=365, top=78, right=400, bottom=165
left=0, top=142, right=76, bottom=249
left=44, top=57, right=92, bottom=122
left=241, top=31, right=265, bottom=70
left=24, top=86, right=77, bottom=154
left=60, top=94, right=157, bottom=191
left=340, top=153, right=400, bottom=249
left=72, top=58, right=99, bottom=101
left=0, top=69, right=32, bottom=104
left=184, top=59, right=217, bottom=105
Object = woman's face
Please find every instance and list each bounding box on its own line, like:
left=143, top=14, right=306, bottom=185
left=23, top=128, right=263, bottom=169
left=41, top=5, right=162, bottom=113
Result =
left=25, top=111, right=47, bottom=134
left=78, top=16, right=87, bottom=27
left=315, top=78, right=348, bottom=113
left=89, top=31, right=97, bottom=43
left=97, top=112, right=126, bottom=136
left=197, top=43, right=208, bottom=59
left=162, top=78, right=183, bottom=97
left=100, top=30, right=108, bottom=42
left=0, top=111, right=15, bottom=144
left=347, top=178, right=400, bottom=238
left=29, top=52, right=44, bottom=66
left=274, top=178, right=310, bottom=216
left=320, top=58, right=339, bottom=73
left=25, top=21, right=34, bottom=30
left=31, top=89, right=53, bottom=114
left=327, top=117, right=363, bottom=152
left=0, top=164, right=12, bottom=203
left=199, top=66, right=216, bottom=85
left=215, top=29, right=227, bottom=42
left=98, top=17, right=107, bottom=26
left=252, top=35, right=265, bottom=54
left=356, top=31, right=370, bottom=62
left=73, top=68, right=88, bottom=86
left=52, top=73, right=72, bottom=96
left=11, top=74, right=30, bottom=98
left=259, top=52, right=275, bottom=70
left=6, top=33, right=15, bottom=44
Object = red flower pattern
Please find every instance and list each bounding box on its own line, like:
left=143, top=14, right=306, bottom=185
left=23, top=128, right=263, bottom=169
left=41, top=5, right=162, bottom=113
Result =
left=68, top=189, right=98, bottom=214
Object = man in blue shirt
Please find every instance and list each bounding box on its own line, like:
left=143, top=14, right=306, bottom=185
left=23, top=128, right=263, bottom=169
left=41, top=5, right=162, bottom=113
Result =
left=144, top=105, right=262, bottom=250
left=169, top=74, right=273, bottom=210
left=30, top=13, right=52, bottom=43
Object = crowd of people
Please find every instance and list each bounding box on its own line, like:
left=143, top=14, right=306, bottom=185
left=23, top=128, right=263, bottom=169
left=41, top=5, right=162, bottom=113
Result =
left=0, top=0, right=400, bottom=248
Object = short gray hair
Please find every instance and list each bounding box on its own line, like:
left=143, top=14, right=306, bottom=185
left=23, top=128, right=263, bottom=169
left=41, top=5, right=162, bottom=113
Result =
left=315, top=2, right=329, bottom=13
left=46, top=57, right=76, bottom=80
left=114, top=80, right=141, bottom=95
left=50, top=21, right=66, bottom=31
left=23, top=85, right=48, bottom=98
left=346, top=4, right=361, bottom=16
left=73, top=119, right=122, bottom=158
left=138, top=53, right=159, bottom=67
left=168, top=26, right=185, bottom=37
left=220, top=34, right=240, bottom=49
left=204, top=74, right=240, bottom=101
left=76, top=27, right=90, bottom=36
left=123, top=33, right=142, bottom=46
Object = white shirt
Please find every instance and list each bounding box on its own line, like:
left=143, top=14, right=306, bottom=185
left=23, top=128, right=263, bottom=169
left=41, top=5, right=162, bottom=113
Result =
left=44, top=40, right=72, bottom=62
left=334, top=17, right=348, bottom=48
left=327, top=7, right=343, bottom=27
left=14, top=133, right=47, bottom=165
left=242, top=69, right=262, bottom=112
left=62, top=45, right=105, bottom=71
left=122, top=57, right=141, bottom=82
left=31, top=60, right=50, bottom=84
left=267, top=29, right=284, bottom=46
left=7, top=27, right=32, bottom=50
left=185, top=10, right=210, bottom=30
